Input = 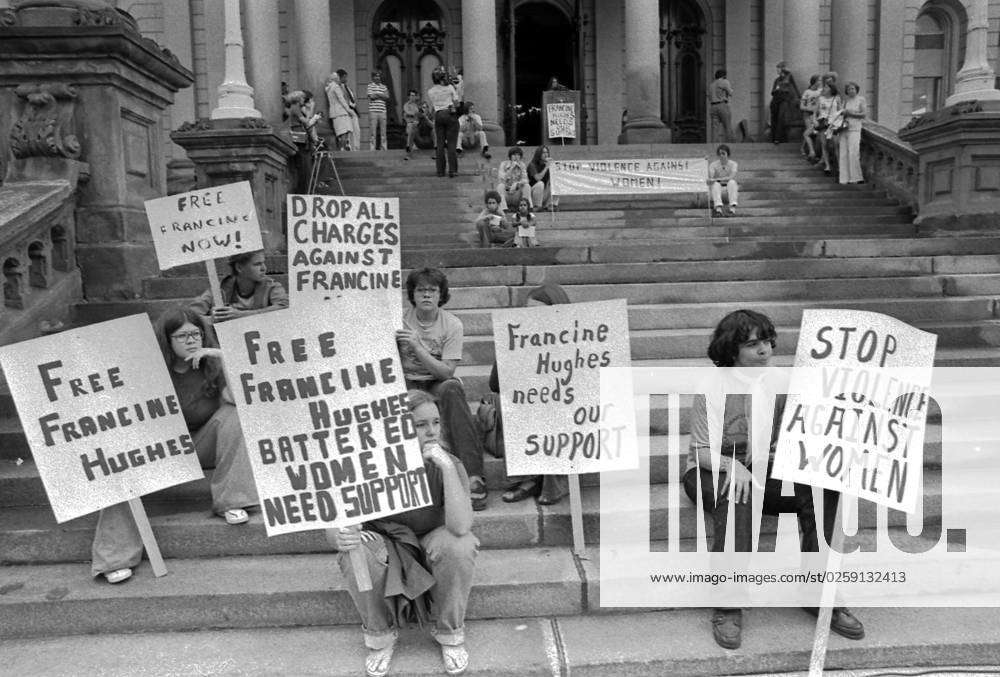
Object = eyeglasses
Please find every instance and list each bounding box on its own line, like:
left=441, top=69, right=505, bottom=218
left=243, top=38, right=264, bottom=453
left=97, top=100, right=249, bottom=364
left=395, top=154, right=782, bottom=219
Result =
left=415, top=287, right=440, bottom=295
left=171, top=330, right=203, bottom=343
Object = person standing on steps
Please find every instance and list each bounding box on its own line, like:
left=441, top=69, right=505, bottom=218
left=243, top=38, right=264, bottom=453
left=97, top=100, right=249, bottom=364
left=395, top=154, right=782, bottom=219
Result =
left=336, top=68, right=362, bottom=152
left=838, top=82, right=867, bottom=185
left=769, top=61, right=799, bottom=144
left=684, top=309, right=865, bottom=650
left=328, top=389, right=478, bottom=677
left=403, top=89, right=421, bottom=159
left=707, top=144, right=738, bottom=217
left=366, top=70, right=390, bottom=151
left=326, top=70, right=355, bottom=151
left=709, top=68, right=734, bottom=143
left=396, top=268, right=488, bottom=511
left=426, top=67, right=461, bottom=178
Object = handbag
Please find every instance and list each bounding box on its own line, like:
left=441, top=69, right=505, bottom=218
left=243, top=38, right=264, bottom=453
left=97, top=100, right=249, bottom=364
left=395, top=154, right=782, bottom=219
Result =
left=476, top=393, right=505, bottom=458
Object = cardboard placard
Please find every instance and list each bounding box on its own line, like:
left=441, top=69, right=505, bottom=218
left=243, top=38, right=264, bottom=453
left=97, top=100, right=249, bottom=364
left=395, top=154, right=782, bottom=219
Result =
left=214, top=306, right=429, bottom=536
left=546, top=102, right=577, bottom=139
left=491, top=299, right=638, bottom=476
left=550, top=158, right=708, bottom=195
left=772, top=309, right=937, bottom=513
left=144, top=181, right=264, bottom=270
left=286, top=194, right=402, bottom=327
left=0, top=315, right=202, bottom=523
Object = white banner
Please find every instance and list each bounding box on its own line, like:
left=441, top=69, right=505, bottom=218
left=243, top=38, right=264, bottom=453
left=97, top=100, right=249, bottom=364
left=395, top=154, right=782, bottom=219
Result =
left=772, top=309, right=937, bottom=513
left=145, top=181, right=264, bottom=270
left=550, top=158, right=708, bottom=195
left=546, top=102, right=576, bottom=139
left=491, top=299, right=638, bottom=476
left=215, top=306, right=429, bottom=536
left=0, top=315, right=202, bottom=523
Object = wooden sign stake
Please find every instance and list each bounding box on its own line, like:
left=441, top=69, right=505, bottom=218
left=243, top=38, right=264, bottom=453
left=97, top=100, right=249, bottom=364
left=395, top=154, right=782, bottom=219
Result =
left=206, top=258, right=224, bottom=308
left=807, top=494, right=856, bottom=676
left=127, top=497, right=168, bottom=577
left=568, top=474, right=587, bottom=558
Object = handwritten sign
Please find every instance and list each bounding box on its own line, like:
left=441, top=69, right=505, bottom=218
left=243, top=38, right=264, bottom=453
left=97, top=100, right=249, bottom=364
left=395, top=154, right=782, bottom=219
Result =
left=0, top=315, right=202, bottom=522
left=550, top=158, right=708, bottom=195
left=214, top=307, right=429, bottom=536
left=546, top=102, right=576, bottom=139
left=491, top=299, right=637, bottom=476
left=772, top=310, right=936, bottom=513
left=144, top=181, right=263, bottom=270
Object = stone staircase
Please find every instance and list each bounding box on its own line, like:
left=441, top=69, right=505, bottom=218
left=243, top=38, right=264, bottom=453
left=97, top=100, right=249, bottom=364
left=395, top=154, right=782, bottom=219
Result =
left=3, top=144, right=1000, bottom=674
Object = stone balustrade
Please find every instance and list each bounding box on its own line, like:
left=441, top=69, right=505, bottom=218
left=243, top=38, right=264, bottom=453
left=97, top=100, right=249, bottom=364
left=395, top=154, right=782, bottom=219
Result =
left=860, top=121, right=919, bottom=215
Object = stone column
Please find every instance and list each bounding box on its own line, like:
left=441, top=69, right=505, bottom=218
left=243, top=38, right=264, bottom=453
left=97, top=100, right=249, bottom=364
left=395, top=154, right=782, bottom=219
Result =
left=621, top=0, right=668, bottom=143
left=830, top=0, right=868, bottom=85
left=244, top=0, right=282, bottom=123
left=462, top=0, right=503, bottom=145
left=292, top=0, right=332, bottom=113
left=783, top=0, right=819, bottom=90
left=725, top=0, right=752, bottom=138
left=212, top=0, right=260, bottom=119
left=876, top=0, right=906, bottom=128
left=945, top=0, right=1000, bottom=105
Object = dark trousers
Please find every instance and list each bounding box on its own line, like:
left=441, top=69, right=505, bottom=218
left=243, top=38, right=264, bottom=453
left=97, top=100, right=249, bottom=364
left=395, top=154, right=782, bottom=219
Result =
left=407, top=378, right=484, bottom=478
left=770, top=101, right=787, bottom=143
left=434, top=110, right=459, bottom=176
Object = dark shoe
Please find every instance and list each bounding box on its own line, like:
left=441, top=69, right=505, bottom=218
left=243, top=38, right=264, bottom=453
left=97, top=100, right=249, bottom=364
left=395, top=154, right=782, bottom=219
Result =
left=712, top=206, right=724, bottom=217
left=711, top=608, right=742, bottom=649
left=482, top=147, right=492, bottom=160
left=448, top=172, right=457, bottom=178
left=501, top=480, right=539, bottom=503
left=470, top=476, right=487, bottom=511
left=536, top=491, right=568, bottom=506
left=802, top=607, right=865, bottom=640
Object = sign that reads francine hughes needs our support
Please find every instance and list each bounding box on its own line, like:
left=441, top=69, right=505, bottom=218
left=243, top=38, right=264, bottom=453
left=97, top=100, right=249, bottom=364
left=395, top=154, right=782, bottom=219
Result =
left=0, top=315, right=202, bottom=523
left=215, top=307, right=429, bottom=536
left=491, top=299, right=638, bottom=476
left=550, top=158, right=708, bottom=196
left=772, top=309, right=937, bottom=514
left=546, top=102, right=576, bottom=139
left=287, top=195, right=402, bottom=324
left=144, top=181, right=264, bottom=270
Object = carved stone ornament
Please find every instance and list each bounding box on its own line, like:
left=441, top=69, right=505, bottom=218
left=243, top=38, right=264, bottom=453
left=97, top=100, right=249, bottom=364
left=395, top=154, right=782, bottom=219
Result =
left=240, top=117, right=269, bottom=130
left=414, top=21, right=445, bottom=57
left=374, top=21, right=407, bottom=59
left=9, top=83, right=82, bottom=160
left=72, top=7, right=122, bottom=26
left=0, top=8, right=17, bottom=26
left=176, top=118, right=214, bottom=133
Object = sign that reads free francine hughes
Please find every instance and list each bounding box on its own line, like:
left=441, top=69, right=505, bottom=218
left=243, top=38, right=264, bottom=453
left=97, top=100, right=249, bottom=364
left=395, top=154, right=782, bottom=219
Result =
left=144, top=181, right=264, bottom=270
left=491, top=299, right=638, bottom=476
left=287, top=194, right=402, bottom=325
left=214, top=306, right=429, bottom=536
left=550, top=158, right=708, bottom=196
left=772, top=309, right=937, bottom=514
left=0, top=315, right=202, bottom=523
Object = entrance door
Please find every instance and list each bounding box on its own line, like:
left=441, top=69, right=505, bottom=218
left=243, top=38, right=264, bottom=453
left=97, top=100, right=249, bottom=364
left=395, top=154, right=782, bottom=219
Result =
left=371, top=0, right=446, bottom=148
left=660, top=0, right=706, bottom=143
left=503, top=1, right=578, bottom=146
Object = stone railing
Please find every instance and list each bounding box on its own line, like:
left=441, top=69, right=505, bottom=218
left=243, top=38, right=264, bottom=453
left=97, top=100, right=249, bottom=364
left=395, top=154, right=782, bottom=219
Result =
left=860, top=121, right=919, bottom=215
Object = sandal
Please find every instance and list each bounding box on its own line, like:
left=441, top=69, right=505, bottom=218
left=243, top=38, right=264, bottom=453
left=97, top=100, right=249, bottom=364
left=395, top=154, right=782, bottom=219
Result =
left=365, top=638, right=396, bottom=677
left=469, top=477, right=487, bottom=512
left=224, top=508, right=249, bottom=525
left=501, top=480, right=539, bottom=503
left=440, top=643, right=469, bottom=676
left=104, top=568, right=132, bottom=584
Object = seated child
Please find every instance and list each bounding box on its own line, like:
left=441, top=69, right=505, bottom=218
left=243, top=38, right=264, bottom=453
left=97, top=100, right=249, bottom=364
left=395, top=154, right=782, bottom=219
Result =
left=475, top=190, right=516, bottom=247
left=511, top=197, right=537, bottom=248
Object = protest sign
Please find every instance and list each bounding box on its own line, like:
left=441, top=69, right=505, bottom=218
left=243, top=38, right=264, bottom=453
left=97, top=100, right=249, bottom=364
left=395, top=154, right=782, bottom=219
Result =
left=550, top=158, right=708, bottom=195
left=546, top=102, right=576, bottom=139
left=0, top=315, right=202, bottom=523
left=286, top=194, right=403, bottom=326
left=214, top=306, right=428, bottom=537
left=144, top=181, right=263, bottom=271
left=772, top=309, right=937, bottom=514
left=491, top=299, right=638, bottom=477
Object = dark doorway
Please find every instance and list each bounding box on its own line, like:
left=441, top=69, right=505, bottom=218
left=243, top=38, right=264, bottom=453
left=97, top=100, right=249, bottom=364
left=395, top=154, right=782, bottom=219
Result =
left=660, top=0, right=707, bottom=143
left=507, top=2, right=575, bottom=146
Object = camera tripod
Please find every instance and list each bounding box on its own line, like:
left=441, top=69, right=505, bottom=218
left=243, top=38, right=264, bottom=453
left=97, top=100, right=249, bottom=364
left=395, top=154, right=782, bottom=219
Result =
left=307, top=147, right=345, bottom=195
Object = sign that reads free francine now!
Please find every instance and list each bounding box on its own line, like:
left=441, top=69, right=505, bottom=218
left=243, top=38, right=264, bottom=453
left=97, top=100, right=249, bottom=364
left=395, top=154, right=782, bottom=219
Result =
left=550, top=158, right=708, bottom=196
left=772, top=309, right=937, bottom=514
left=491, top=299, right=638, bottom=476
left=144, top=181, right=264, bottom=270
left=0, top=315, right=202, bottom=523
left=546, top=102, right=576, bottom=139
left=287, top=194, right=402, bottom=325
left=214, top=306, right=429, bottom=536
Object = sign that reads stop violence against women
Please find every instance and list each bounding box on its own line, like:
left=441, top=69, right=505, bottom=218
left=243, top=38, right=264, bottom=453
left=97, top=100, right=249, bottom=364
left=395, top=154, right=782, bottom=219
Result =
left=772, top=309, right=937, bottom=514
left=287, top=194, right=402, bottom=324
left=550, top=158, right=708, bottom=196
left=491, top=299, right=638, bottom=476
left=144, top=181, right=264, bottom=270
left=546, top=102, right=576, bottom=139
left=215, top=306, right=429, bottom=536
left=0, top=315, right=202, bottom=523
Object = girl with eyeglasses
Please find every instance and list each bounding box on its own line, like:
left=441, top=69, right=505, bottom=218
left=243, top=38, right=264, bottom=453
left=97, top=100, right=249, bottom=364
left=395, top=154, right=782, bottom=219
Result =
left=91, top=306, right=259, bottom=584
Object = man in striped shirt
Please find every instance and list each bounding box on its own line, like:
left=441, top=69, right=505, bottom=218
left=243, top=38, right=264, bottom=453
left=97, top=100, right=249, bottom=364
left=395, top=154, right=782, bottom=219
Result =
left=367, top=70, right=390, bottom=151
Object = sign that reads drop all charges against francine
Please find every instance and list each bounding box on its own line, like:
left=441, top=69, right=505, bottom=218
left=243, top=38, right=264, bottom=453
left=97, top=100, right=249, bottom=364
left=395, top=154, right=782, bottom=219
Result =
left=0, top=315, right=202, bottom=523
left=215, top=307, right=429, bottom=536
left=491, top=299, right=638, bottom=476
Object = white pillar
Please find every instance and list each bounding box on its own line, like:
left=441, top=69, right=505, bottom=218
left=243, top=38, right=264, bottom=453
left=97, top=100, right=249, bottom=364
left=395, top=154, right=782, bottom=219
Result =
left=462, top=0, right=502, bottom=141
left=877, top=0, right=906, bottom=127
left=945, top=0, right=1000, bottom=104
left=830, top=0, right=869, bottom=86
left=292, top=0, right=332, bottom=113
left=763, top=0, right=785, bottom=127
left=783, top=0, right=820, bottom=90
left=211, top=0, right=261, bottom=119
left=622, top=0, right=668, bottom=141
left=243, top=0, right=282, bottom=123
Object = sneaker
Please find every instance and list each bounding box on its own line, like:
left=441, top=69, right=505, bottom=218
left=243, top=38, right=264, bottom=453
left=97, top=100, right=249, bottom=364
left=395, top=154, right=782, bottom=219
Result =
left=440, top=643, right=469, bottom=676
left=803, top=607, right=865, bottom=640
left=711, top=608, right=742, bottom=649
left=482, top=147, right=492, bottom=160
left=712, top=206, right=724, bottom=217
left=104, top=568, right=132, bottom=584
left=469, top=476, right=487, bottom=511
left=365, top=632, right=397, bottom=677
left=727, top=205, right=737, bottom=217
left=225, top=508, right=249, bottom=525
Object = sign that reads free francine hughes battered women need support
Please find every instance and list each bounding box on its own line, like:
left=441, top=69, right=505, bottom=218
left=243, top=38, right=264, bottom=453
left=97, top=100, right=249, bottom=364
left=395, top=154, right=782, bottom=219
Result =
left=550, top=158, right=708, bottom=196
left=491, top=299, right=638, bottom=476
left=214, top=306, right=429, bottom=536
left=144, top=181, right=264, bottom=270
left=0, top=315, right=202, bottom=523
